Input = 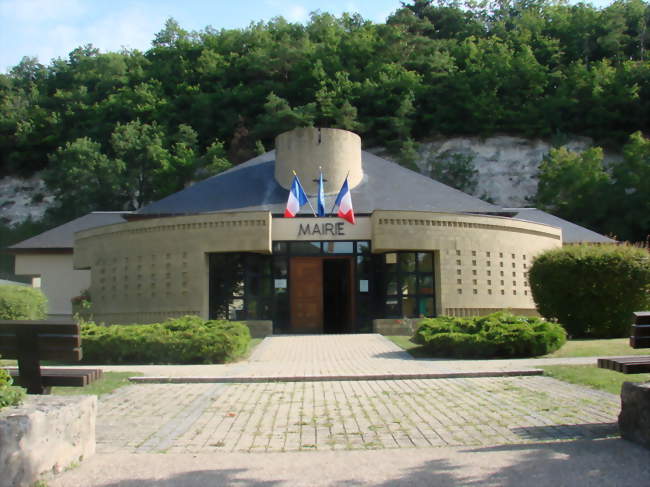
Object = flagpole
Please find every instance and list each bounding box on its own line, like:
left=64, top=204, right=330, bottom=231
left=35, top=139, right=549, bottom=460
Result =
left=329, top=170, right=350, bottom=216
left=293, top=170, right=317, bottom=217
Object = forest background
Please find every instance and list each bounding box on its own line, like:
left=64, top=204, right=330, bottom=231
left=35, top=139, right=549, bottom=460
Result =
left=1, top=0, right=650, bottom=278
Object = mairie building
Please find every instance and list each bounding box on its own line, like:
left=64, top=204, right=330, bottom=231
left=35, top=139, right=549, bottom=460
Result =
left=10, top=127, right=614, bottom=336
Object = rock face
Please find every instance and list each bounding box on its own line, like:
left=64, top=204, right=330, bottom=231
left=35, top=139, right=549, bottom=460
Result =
left=0, top=175, right=54, bottom=226
left=0, top=394, right=96, bottom=487
left=416, top=135, right=594, bottom=206
left=618, top=381, right=650, bottom=449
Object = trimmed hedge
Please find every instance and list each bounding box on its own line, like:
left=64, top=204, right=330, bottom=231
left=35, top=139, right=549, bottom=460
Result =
left=529, top=244, right=650, bottom=338
left=412, top=312, right=567, bottom=358
left=81, top=316, right=251, bottom=364
left=0, top=285, right=47, bottom=320
left=0, top=365, right=25, bottom=410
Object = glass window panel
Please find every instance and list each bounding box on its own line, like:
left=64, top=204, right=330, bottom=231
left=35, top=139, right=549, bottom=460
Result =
left=290, top=241, right=321, bottom=254
left=359, top=279, right=369, bottom=293
left=419, top=274, right=434, bottom=294
left=384, top=253, right=398, bottom=273
left=399, top=253, right=416, bottom=272
left=247, top=254, right=271, bottom=275
left=272, top=242, right=288, bottom=254
left=402, top=297, right=417, bottom=317
left=323, top=241, right=354, bottom=254
left=357, top=295, right=371, bottom=317
left=402, top=275, right=417, bottom=296
left=229, top=298, right=244, bottom=320
left=274, top=279, right=287, bottom=293
left=273, top=258, right=288, bottom=277
left=248, top=276, right=272, bottom=296
left=419, top=297, right=435, bottom=317
left=356, top=241, right=370, bottom=254
left=385, top=298, right=400, bottom=316
left=356, top=255, right=370, bottom=276
left=385, top=275, right=399, bottom=295
left=417, top=252, right=433, bottom=272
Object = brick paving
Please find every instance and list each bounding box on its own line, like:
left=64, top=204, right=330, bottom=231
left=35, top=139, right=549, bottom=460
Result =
left=92, top=334, right=621, bottom=454
left=96, top=376, right=619, bottom=454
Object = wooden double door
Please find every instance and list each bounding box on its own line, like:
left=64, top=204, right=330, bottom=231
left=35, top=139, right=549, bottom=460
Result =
left=289, top=256, right=354, bottom=334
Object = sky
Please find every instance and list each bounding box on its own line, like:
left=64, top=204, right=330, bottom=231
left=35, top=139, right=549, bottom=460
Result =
left=0, top=0, right=615, bottom=73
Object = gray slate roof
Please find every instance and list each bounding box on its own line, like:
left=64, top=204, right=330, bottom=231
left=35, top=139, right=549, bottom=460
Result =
left=9, top=212, right=129, bottom=250
left=136, top=151, right=503, bottom=216
left=507, top=208, right=616, bottom=243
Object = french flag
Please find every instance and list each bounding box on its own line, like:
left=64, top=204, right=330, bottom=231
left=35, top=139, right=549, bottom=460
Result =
left=334, top=177, right=355, bottom=224
left=284, top=174, right=309, bottom=218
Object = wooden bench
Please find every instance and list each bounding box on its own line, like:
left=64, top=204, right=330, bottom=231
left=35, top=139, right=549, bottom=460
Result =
left=597, top=312, right=650, bottom=374
left=0, top=320, right=102, bottom=394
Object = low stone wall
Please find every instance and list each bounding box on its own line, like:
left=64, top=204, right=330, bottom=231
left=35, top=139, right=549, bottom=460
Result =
left=0, top=395, right=96, bottom=487
left=373, top=318, right=423, bottom=336
left=245, top=320, right=273, bottom=338
left=619, top=381, right=650, bottom=449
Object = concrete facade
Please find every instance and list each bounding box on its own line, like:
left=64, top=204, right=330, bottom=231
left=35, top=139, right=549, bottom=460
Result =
left=74, top=208, right=560, bottom=325
left=372, top=211, right=561, bottom=316
left=13, top=253, right=90, bottom=318
left=74, top=212, right=271, bottom=324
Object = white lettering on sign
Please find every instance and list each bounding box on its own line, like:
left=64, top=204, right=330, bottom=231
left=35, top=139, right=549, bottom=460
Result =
left=297, top=222, right=345, bottom=237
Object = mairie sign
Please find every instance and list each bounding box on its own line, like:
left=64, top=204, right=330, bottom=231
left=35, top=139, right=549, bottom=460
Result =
left=297, top=222, right=345, bottom=237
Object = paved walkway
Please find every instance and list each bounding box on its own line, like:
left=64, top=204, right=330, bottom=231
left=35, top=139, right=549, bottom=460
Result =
left=46, top=334, right=647, bottom=486
left=85, top=334, right=597, bottom=380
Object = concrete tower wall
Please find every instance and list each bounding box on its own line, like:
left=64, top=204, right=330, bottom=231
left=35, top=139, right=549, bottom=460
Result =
left=274, top=127, right=363, bottom=195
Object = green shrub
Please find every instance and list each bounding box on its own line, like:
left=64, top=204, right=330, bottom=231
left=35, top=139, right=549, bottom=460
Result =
left=529, top=244, right=650, bottom=338
left=0, top=364, right=25, bottom=410
left=413, top=312, right=567, bottom=358
left=80, top=315, right=251, bottom=364
left=0, top=285, right=47, bottom=320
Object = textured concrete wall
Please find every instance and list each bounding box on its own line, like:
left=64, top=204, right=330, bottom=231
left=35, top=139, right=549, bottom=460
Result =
left=275, top=127, right=363, bottom=194
left=74, top=212, right=271, bottom=324
left=14, top=253, right=90, bottom=317
left=0, top=395, right=96, bottom=487
left=372, top=211, right=562, bottom=316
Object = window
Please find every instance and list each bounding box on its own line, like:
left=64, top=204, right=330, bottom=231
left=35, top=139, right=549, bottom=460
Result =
left=376, top=251, right=435, bottom=318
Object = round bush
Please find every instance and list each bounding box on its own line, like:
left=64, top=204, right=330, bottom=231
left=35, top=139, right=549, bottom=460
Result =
left=413, top=312, right=567, bottom=358
left=0, top=285, right=47, bottom=320
left=81, top=315, right=251, bottom=364
left=529, top=244, right=650, bottom=338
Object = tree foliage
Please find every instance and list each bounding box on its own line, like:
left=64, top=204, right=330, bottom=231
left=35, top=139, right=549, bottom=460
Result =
left=0, top=0, right=649, bottom=227
left=536, top=131, right=650, bottom=242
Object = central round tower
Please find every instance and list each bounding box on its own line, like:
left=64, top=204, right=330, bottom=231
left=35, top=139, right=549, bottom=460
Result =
left=274, top=127, right=363, bottom=195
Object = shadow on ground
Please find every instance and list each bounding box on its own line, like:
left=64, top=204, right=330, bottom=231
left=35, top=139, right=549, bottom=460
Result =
left=83, top=438, right=650, bottom=487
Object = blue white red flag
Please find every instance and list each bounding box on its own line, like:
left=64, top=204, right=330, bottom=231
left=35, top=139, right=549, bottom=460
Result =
left=284, top=175, right=308, bottom=218
left=334, top=176, right=355, bottom=224
left=317, top=171, right=326, bottom=217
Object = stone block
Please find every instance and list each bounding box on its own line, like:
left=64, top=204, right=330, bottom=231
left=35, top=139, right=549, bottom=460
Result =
left=618, top=381, right=650, bottom=449
left=373, top=318, right=422, bottom=336
left=245, top=320, right=273, bottom=338
left=0, top=395, right=96, bottom=487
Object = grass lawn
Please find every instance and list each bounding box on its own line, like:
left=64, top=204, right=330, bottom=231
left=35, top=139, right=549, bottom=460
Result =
left=388, top=335, right=650, bottom=359
left=542, top=338, right=650, bottom=358
left=387, top=336, right=432, bottom=358
left=541, top=364, right=650, bottom=395
left=51, top=371, right=143, bottom=396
